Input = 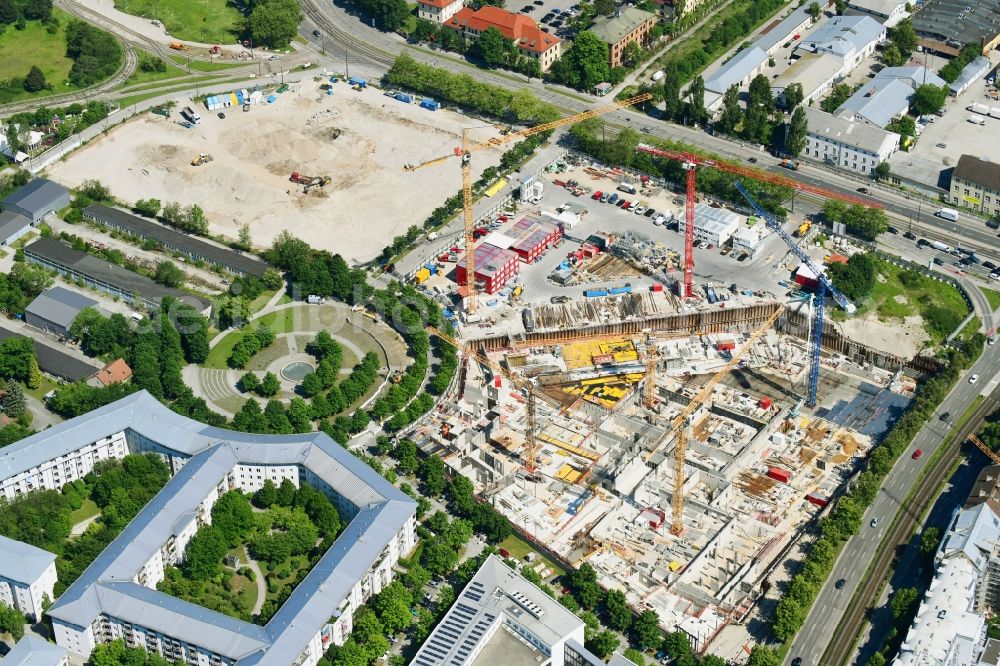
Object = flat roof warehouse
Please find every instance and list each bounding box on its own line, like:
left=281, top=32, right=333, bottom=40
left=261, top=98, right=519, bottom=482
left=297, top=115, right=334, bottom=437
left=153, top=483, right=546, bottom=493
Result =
left=83, top=205, right=269, bottom=278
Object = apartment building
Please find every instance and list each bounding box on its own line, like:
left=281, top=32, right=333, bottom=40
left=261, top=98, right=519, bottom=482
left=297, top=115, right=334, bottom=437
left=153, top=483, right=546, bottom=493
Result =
left=0, top=535, right=57, bottom=621
left=444, top=7, right=562, bottom=71
left=949, top=155, right=1000, bottom=218
left=416, top=0, right=464, bottom=23
left=589, top=7, right=657, bottom=69
left=803, top=107, right=900, bottom=175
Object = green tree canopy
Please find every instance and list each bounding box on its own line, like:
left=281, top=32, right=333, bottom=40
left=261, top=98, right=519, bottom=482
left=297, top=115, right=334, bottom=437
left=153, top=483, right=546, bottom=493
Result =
left=912, top=84, right=947, bottom=115
left=248, top=0, right=303, bottom=48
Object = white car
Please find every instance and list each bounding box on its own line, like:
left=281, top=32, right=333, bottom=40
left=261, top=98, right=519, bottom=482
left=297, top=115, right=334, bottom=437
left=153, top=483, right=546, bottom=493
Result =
left=989, top=335, right=997, bottom=346
left=634, top=206, right=646, bottom=215
left=970, top=374, right=979, bottom=384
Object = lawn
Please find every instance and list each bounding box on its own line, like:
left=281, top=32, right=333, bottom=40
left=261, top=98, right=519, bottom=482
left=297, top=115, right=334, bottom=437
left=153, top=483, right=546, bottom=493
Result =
left=116, top=0, right=243, bottom=44
left=263, top=555, right=311, bottom=602
left=499, top=534, right=566, bottom=581
left=24, top=375, right=58, bottom=402
left=0, top=10, right=75, bottom=105
left=124, top=53, right=188, bottom=86
left=851, top=260, right=970, bottom=344
left=69, top=498, right=100, bottom=525
left=983, top=288, right=1000, bottom=312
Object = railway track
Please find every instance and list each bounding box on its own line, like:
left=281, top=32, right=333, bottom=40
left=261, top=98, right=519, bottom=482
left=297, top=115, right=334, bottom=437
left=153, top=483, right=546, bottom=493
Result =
left=299, top=0, right=397, bottom=70
left=820, top=390, right=1000, bottom=666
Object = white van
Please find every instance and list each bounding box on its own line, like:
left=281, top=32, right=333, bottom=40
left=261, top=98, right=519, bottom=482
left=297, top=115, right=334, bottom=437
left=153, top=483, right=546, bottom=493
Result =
left=935, top=208, right=959, bottom=222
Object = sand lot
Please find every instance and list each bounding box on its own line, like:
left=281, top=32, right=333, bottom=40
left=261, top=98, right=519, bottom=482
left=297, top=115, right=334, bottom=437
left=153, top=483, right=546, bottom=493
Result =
left=49, top=83, right=510, bottom=264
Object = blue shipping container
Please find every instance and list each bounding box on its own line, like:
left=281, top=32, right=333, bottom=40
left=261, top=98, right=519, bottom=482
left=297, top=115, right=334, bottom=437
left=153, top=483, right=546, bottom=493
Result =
left=420, top=99, right=440, bottom=111
left=609, top=286, right=633, bottom=295
left=395, top=93, right=413, bottom=103
left=348, top=76, right=367, bottom=88
left=584, top=289, right=608, bottom=297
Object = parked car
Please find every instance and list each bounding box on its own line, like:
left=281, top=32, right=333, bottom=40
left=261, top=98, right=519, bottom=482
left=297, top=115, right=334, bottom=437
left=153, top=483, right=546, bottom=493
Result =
left=551, top=295, right=570, bottom=304
left=982, top=261, right=996, bottom=270
left=870, top=517, right=880, bottom=528
left=835, top=578, right=846, bottom=589
left=217, top=112, right=225, bottom=119
left=608, top=192, right=619, bottom=204
left=940, top=411, right=950, bottom=421
left=904, top=231, right=917, bottom=240
left=912, top=449, right=923, bottom=459
left=886, top=226, right=898, bottom=234
left=857, top=187, right=870, bottom=194
left=634, top=205, right=646, bottom=215
left=747, top=156, right=758, bottom=163
left=644, top=208, right=656, bottom=217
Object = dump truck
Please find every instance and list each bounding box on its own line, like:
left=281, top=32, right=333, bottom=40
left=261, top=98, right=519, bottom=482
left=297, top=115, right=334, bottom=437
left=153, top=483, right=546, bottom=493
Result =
left=181, top=106, right=201, bottom=124
left=191, top=153, right=213, bottom=166
left=169, top=42, right=188, bottom=51
left=796, top=221, right=811, bottom=237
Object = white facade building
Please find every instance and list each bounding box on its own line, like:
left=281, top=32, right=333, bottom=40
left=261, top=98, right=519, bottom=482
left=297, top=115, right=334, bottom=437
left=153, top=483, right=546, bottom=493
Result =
left=732, top=223, right=764, bottom=253
left=0, top=535, right=57, bottom=622
left=794, top=15, right=885, bottom=72
left=803, top=107, right=900, bottom=175
left=0, top=391, right=416, bottom=666
left=847, top=0, right=910, bottom=27
left=412, top=554, right=598, bottom=666
left=2, top=636, right=69, bottom=666
left=416, top=0, right=463, bottom=24
left=679, top=203, right=741, bottom=246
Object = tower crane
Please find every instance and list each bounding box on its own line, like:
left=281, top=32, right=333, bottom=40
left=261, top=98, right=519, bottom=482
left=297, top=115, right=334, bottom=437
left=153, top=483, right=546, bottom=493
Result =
left=634, top=143, right=880, bottom=300
left=968, top=433, right=1000, bottom=464
left=644, top=305, right=785, bottom=535
left=405, top=93, right=652, bottom=314
left=427, top=327, right=562, bottom=477
left=734, top=183, right=855, bottom=408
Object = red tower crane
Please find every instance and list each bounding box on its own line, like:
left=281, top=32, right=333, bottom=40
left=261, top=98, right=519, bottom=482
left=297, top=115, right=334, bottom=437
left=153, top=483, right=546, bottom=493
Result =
left=634, top=144, right=882, bottom=300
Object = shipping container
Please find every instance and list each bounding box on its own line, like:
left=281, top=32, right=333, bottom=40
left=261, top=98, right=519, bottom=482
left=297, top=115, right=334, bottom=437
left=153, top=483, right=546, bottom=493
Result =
left=609, top=285, right=633, bottom=295
left=806, top=492, right=829, bottom=507
left=584, top=288, right=609, bottom=297
left=651, top=283, right=664, bottom=292
left=347, top=76, right=367, bottom=88
left=767, top=467, right=790, bottom=483
left=716, top=340, right=736, bottom=351
left=395, top=93, right=413, bottom=103
left=420, top=98, right=440, bottom=111
left=758, top=397, right=772, bottom=409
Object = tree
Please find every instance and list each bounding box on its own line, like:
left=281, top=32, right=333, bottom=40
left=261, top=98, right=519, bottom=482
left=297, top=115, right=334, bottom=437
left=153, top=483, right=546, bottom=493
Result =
left=742, top=74, right=774, bottom=143
left=882, top=43, right=904, bottom=66
left=912, top=84, right=947, bottom=115
left=829, top=253, right=878, bottom=301
left=237, top=224, right=253, bottom=251
left=418, top=455, right=447, bottom=497
left=238, top=372, right=260, bottom=394
left=153, top=260, right=184, bottom=288
left=259, top=371, right=281, bottom=397
left=211, top=491, right=254, bottom=545
left=874, top=162, right=891, bottom=179
left=633, top=609, right=662, bottom=650
left=233, top=398, right=267, bottom=432
left=371, top=581, right=413, bottom=635
left=622, top=40, right=643, bottom=68
left=1, top=379, right=26, bottom=419
left=586, top=630, right=620, bottom=658
left=133, top=198, right=161, bottom=217
left=886, top=114, right=916, bottom=138
left=662, top=69, right=683, bottom=121
left=687, top=75, right=706, bottom=125
left=184, top=204, right=208, bottom=235
left=821, top=83, right=853, bottom=113
left=717, top=85, right=742, bottom=134
left=248, top=0, right=303, bottom=48
left=23, top=65, right=46, bottom=92
left=594, top=0, right=614, bottom=14
left=184, top=525, right=228, bottom=580
left=254, top=479, right=278, bottom=507
left=888, top=19, right=917, bottom=57
left=786, top=107, right=808, bottom=157
left=0, top=604, right=25, bottom=640
left=421, top=539, right=459, bottom=575
left=562, top=31, right=610, bottom=90
left=277, top=478, right=297, bottom=506
left=663, top=631, right=692, bottom=658
left=920, top=526, right=941, bottom=557
left=603, top=589, right=632, bottom=631
left=621, top=648, right=645, bottom=665
left=835, top=0, right=845, bottom=13
left=784, top=82, right=804, bottom=110
left=890, top=586, right=920, bottom=620
left=0, top=0, right=17, bottom=23
left=26, top=356, right=41, bottom=390
left=24, top=0, right=51, bottom=20
left=747, top=645, right=780, bottom=666
left=808, top=1, right=820, bottom=20
left=474, top=27, right=510, bottom=67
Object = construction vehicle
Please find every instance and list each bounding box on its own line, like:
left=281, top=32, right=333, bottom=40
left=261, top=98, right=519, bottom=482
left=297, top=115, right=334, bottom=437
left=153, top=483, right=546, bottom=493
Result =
left=303, top=176, right=331, bottom=193
left=405, top=92, right=653, bottom=314
left=169, top=42, right=188, bottom=51
left=150, top=106, right=170, bottom=118
left=796, top=221, right=811, bottom=237
left=191, top=153, right=213, bottom=166
left=635, top=143, right=878, bottom=301
left=643, top=306, right=785, bottom=535
left=208, top=45, right=222, bottom=55
left=780, top=159, right=800, bottom=171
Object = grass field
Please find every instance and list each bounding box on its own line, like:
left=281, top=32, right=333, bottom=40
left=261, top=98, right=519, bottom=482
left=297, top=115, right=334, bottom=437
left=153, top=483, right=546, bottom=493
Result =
left=499, top=534, right=567, bottom=581
left=124, top=54, right=188, bottom=86
left=69, top=498, right=100, bottom=525
left=204, top=307, right=303, bottom=369
left=983, top=288, right=1000, bottom=312
left=0, top=11, right=75, bottom=105
left=116, top=0, right=243, bottom=44
left=854, top=260, right=970, bottom=343
left=170, top=56, right=248, bottom=72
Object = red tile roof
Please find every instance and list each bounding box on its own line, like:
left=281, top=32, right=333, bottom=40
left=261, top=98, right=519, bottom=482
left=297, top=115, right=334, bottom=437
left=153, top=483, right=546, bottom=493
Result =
left=91, top=358, right=133, bottom=386
left=417, top=0, right=460, bottom=8
left=446, top=7, right=561, bottom=54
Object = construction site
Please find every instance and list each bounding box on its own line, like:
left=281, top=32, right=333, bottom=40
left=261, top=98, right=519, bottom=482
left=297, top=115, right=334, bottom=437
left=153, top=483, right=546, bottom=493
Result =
left=416, top=303, right=919, bottom=653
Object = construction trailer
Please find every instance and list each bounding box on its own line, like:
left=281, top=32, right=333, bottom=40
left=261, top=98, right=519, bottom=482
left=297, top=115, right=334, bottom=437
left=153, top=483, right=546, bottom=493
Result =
left=455, top=243, right=520, bottom=295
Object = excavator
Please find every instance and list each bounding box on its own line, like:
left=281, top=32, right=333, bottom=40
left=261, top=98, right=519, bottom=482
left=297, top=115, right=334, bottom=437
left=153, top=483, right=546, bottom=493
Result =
left=289, top=172, right=332, bottom=193
left=191, top=153, right=213, bottom=166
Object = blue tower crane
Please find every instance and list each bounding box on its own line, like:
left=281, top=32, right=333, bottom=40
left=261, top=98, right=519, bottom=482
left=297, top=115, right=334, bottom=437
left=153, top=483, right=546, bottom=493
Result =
left=734, top=183, right=856, bottom=408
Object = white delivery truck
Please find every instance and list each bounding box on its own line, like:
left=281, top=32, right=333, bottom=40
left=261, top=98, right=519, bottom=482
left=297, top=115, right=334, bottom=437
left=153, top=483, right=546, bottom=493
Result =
left=936, top=207, right=959, bottom=222
left=617, top=182, right=637, bottom=194
left=967, top=114, right=986, bottom=125
left=930, top=240, right=951, bottom=252
left=967, top=102, right=990, bottom=115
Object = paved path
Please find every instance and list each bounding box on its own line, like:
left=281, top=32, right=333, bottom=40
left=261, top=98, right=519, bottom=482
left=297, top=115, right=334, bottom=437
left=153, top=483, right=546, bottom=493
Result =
left=70, top=513, right=101, bottom=537
left=25, top=393, right=62, bottom=431
left=246, top=555, right=267, bottom=616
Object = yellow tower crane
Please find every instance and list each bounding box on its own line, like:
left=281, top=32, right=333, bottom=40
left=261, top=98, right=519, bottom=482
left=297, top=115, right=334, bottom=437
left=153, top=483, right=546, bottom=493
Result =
left=404, top=93, right=652, bottom=314
left=644, top=306, right=785, bottom=535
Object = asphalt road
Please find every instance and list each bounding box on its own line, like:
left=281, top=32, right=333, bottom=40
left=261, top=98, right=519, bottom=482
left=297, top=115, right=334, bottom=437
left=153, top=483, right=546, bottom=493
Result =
left=785, top=338, right=1000, bottom=665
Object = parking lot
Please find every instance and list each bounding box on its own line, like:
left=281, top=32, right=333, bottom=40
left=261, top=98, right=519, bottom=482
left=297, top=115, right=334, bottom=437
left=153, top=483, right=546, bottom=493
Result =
left=512, top=0, right=581, bottom=40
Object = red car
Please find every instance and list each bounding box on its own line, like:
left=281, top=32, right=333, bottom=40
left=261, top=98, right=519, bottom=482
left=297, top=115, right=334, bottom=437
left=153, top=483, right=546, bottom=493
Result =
left=912, top=449, right=923, bottom=459
left=592, top=191, right=603, bottom=200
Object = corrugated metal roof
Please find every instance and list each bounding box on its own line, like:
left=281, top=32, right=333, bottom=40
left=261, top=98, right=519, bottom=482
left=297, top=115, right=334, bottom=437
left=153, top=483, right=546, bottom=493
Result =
left=704, top=47, right=767, bottom=94
left=834, top=65, right=943, bottom=128
left=25, top=287, right=98, bottom=331
left=0, top=534, right=55, bottom=585
left=0, top=210, right=30, bottom=243
left=0, top=178, right=68, bottom=217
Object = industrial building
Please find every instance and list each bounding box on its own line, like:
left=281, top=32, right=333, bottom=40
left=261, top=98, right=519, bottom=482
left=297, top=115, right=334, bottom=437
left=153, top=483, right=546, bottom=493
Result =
left=948, top=155, right=1000, bottom=218
left=755, top=4, right=814, bottom=55
left=412, top=554, right=605, bottom=666
left=24, top=286, right=99, bottom=339
left=455, top=242, right=520, bottom=295
left=1, top=178, right=70, bottom=223
left=911, top=0, right=1000, bottom=55
left=444, top=7, right=562, bottom=72
left=835, top=66, right=946, bottom=128
left=846, top=0, right=910, bottom=26
left=0, top=534, right=58, bottom=622
left=23, top=237, right=211, bottom=314
left=0, top=325, right=99, bottom=382
left=0, top=210, right=34, bottom=247
left=502, top=215, right=563, bottom=263
left=947, top=56, right=992, bottom=96
left=803, top=107, right=901, bottom=175
left=588, top=7, right=657, bottom=69
left=771, top=53, right=845, bottom=107
left=1, top=636, right=69, bottom=666
left=794, top=15, right=885, bottom=70
left=0, top=391, right=416, bottom=665
left=678, top=203, right=741, bottom=246
left=703, top=47, right=768, bottom=111
left=83, top=204, right=269, bottom=277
